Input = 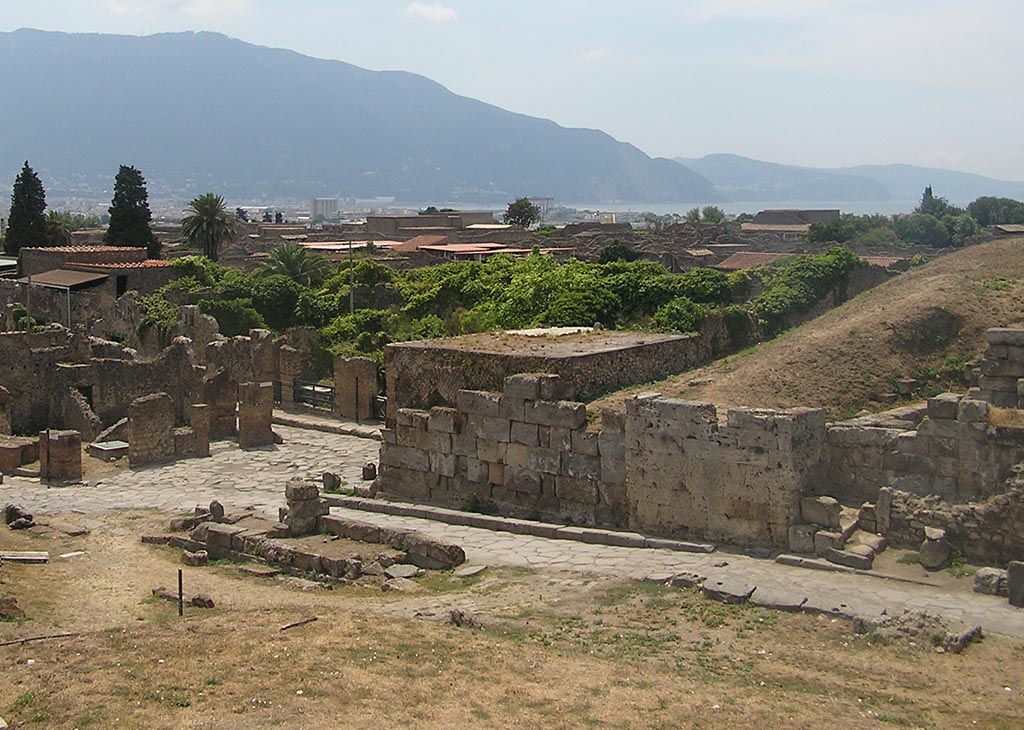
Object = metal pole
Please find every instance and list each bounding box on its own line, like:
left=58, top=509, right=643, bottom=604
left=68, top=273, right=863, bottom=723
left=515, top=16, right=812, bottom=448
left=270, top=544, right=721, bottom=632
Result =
left=177, top=569, right=184, bottom=617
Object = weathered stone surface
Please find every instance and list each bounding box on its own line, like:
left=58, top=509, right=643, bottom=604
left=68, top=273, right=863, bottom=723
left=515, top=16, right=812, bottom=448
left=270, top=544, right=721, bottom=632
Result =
left=919, top=529, right=951, bottom=571
left=973, top=567, right=1006, bottom=596
left=208, top=500, right=225, bottom=522
left=285, top=481, right=320, bottom=502
left=0, top=594, right=25, bottom=620
left=382, top=577, right=421, bottom=592
left=384, top=563, right=423, bottom=579
left=702, top=578, right=755, bottom=604
left=788, top=524, right=817, bottom=554
left=826, top=546, right=873, bottom=570
left=667, top=571, right=705, bottom=588
left=1008, top=561, right=1024, bottom=608
left=404, top=533, right=466, bottom=569
left=801, top=496, right=841, bottom=528
left=813, top=530, right=843, bottom=556
left=749, top=586, right=807, bottom=612
left=181, top=549, right=209, bottom=567
left=266, top=523, right=290, bottom=538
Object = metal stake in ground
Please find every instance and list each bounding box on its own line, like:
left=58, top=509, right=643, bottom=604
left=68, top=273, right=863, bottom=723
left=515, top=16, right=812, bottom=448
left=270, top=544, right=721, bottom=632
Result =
left=177, top=569, right=183, bottom=617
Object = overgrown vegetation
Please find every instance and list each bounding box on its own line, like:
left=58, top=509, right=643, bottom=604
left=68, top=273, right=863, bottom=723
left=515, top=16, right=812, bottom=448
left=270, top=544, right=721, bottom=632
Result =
left=142, top=245, right=865, bottom=374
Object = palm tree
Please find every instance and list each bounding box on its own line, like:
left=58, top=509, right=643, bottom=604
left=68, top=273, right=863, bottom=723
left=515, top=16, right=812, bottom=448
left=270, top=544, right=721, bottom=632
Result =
left=259, top=241, right=330, bottom=286
left=180, top=193, right=236, bottom=262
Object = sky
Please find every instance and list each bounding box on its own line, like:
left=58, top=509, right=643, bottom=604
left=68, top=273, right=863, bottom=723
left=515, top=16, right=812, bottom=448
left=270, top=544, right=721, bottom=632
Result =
left=3, top=0, right=1023, bottom=181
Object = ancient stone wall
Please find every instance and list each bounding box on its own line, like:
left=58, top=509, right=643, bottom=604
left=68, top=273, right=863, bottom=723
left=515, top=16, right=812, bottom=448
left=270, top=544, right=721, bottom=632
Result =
left=128, top=393, right=176, bottom=466
left=376, top=375, right=826, bottom=547
left=973, top=328, right=1024, bottom=407
left=384, top=328, right=738, bottom=424
left=825, top=395, right=1024, bottom=505
left=38, top=429, right=82, bottom=483
left=876, top=483, right=1024, bottom=565
left=238, top=382, right=275, bottom=449
left=0, top=385, right=10, bottom=435
left=334, top=356, right=377, bottom=421
left=625, top=397, right=826, bottom=548
left=0, top=279, right=112, bottom=329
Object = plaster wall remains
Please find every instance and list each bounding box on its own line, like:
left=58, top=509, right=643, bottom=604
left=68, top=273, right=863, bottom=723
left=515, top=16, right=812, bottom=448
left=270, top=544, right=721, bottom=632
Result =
left=238, top=382, right=275, bottom=449
left=127, top=392, right=211, bottom=467
left=334, top=356, right=377, bottom=421
left=38, top=429, right=82, bottom=483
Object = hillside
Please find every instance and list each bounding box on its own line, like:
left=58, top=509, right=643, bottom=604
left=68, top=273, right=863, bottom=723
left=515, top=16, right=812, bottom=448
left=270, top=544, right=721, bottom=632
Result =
left=591, top=237, right=1024, bottom=418
left=676, top=154, right=889, bottom=202
left=677, top=153, right=1024, bottom=203
left=0, top=29, right=716, bottom=204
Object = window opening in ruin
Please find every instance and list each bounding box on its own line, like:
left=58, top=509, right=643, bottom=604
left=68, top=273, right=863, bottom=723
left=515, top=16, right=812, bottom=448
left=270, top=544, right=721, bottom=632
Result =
left=76, top=385, right=94, bottom=409
left=116, top=275, right=128, bottom=298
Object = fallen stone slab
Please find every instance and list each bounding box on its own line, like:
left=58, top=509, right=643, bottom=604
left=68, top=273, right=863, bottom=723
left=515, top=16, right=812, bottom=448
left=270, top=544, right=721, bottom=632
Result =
left=702, top=578, right=755, bottom=604
left=454, top=565, right=487, bottom=578
left=826, top=546, right=874, bottom=570
left=642, top=572, right=676, bottom=585
left=382, top=577, right=421, bottom=592
left=141, top=535, right=173, bottom=545
left=384, top=563, right=423, bottom=580
left=0, top=551, right=49, bottom=564
left=749, top=586, right=808, bottom=612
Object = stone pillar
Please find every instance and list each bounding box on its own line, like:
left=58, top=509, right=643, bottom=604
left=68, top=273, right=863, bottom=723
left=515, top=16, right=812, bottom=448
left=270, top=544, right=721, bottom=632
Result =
left=128, top=392, right=176, bottom=466
left=38, top=429, right=82, bottom=483
left=284, top=479, right=327, bottom=536
left=249, top=329, right=278, bottom=383
left=189, top=403, right=211, bottom=457
left=238, top=382, right=275, bottom=449
left=202, top=367, right=237, bottom=439
left=0, top=385, right=10, bottom=436
left=333, top=356, right=377, bottom=422
left=278, top=345, right=302, bottom=407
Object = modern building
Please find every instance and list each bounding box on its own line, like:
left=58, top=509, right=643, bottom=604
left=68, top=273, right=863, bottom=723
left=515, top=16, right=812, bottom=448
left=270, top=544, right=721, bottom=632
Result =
left=311, top=198, right=339, bottom=221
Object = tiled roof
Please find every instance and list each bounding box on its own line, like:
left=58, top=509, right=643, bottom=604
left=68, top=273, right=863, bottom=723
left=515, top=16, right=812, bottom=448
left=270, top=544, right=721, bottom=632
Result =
left=21, top=245, right=130, bottom=253
left=861, top=256, right=904, bottom=268
left=392, top=234, right=450, bottom=253
left=72, top=260, right=171, bottom=270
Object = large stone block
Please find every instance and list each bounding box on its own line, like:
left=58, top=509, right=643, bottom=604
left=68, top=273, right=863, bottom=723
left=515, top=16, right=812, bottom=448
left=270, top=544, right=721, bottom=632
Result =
left=555, top=476, right=599, bottom=505
left=527, top=447, right=562, bottom=474
left=987, top=328, right=1024, bottom=347
left=428, top=407, right=460, bottom=434
left=562, top=453, right=601, bottom=481
left=788, top=524, right=817, bottom=554
left=503, top=374, right=542, bottom=401
left=456, top=390, right=502, bottom=417
left=510, top=421, right=539, bottom=447
left=801, top=496, right=841, bottom=528
left=1008, top=561, right=1024, bottom=608
left=524, top=400, right=587, bottom=429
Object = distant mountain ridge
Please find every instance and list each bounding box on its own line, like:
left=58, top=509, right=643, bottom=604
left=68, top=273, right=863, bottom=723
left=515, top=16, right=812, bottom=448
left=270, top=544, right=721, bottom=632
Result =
left=677, top=154, right=1024, bottom=203
left=0, top=28, right=717, bottom=204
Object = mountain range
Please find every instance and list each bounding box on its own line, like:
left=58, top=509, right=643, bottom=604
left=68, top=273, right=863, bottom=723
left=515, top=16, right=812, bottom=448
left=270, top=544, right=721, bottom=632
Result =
left=677, top=154, right=1024, bottom=204
left=1, top=29, right=1022, bottom=207
left=0, top=28, right=716, bottom=204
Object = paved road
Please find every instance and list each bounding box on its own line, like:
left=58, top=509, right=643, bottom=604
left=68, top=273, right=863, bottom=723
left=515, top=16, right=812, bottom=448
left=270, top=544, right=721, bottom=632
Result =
left=2, top=424, right=1022, bottom=636
left=0, top=425, right=380, bottom=517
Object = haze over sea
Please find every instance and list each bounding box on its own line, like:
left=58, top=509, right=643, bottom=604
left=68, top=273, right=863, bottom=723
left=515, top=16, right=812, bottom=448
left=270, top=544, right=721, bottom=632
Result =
left=399, top=201, right=926, bottom=217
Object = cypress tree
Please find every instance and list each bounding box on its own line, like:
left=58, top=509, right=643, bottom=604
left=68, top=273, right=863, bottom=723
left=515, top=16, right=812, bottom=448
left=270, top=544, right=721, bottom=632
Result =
left=5, top=161, right=47, bottom=256
left=105, top=164, right=158, bottom=258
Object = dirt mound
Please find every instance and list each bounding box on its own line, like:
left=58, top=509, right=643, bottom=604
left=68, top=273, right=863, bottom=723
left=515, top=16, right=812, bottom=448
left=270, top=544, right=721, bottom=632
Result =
left=592, top=237, right=1024, bottom=418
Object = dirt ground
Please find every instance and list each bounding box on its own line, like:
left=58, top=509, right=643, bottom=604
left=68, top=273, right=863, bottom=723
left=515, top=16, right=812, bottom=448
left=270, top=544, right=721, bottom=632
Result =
left=591, top=237, right=1024, bottom=419
left=1, top=511, right=1022, bottom=729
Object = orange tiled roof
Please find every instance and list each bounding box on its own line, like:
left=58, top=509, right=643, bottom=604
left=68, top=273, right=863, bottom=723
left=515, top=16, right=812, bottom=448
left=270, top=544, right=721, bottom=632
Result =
left=72, top=260, right=172, bottom=269
left=714, top=252, right=792, bottom=271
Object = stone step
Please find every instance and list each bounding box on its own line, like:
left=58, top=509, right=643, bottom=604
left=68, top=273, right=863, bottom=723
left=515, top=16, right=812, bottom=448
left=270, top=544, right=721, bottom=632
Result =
left=826, top=545, right=875, bottom=570
left=847, top=529, right=887, bottom=555
left=838, top=507, right=860, bottom=544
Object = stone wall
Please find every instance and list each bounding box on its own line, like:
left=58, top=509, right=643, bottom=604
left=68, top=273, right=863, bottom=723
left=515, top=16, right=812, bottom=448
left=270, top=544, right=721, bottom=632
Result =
left=384, top=319, right=754, bottom=424
left=826, top=395, right=1024, bottom=505
left=0, top=385, right=10, bottom=435
left=38, top=429, right=82, bottom=483
left=973, top=328, right=1024, bottom=407
left=334, top=356, right=377, bottom=421
left=625, top=397, right=826, bottom=549
left=128, top=393, right=176, bottom=466
left=238, top=382, right=275, bottom=449
left=877, top=483, right=1024, bottom=565
left=376, top=375, right=826, bottom=548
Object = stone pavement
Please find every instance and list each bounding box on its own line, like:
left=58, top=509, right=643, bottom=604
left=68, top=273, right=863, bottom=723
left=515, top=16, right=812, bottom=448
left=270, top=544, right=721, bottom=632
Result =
left=0, top=425, right=380, bottom=517
left=1, top=423, right=1022, bottom=636
left=322, top=506, right=1024, bottom=637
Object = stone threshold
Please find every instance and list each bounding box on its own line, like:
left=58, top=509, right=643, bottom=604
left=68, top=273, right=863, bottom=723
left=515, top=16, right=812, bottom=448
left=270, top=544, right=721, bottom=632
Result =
left=322, top=495, right=717, bottom=554
left=272, top=412, right=382, bottom=441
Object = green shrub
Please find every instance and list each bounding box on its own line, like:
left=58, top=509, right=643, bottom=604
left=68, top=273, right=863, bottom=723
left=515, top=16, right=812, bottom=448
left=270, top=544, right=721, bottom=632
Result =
left=198, top=298, right=266, bottom=337
left=652, top=296, right=706, bottom=334
left=250, top=274, right=305, bottom=331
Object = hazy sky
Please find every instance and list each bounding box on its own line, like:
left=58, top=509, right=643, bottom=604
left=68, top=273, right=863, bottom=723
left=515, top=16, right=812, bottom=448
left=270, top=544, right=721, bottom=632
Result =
left=4, top=0, right=1023, bottom=180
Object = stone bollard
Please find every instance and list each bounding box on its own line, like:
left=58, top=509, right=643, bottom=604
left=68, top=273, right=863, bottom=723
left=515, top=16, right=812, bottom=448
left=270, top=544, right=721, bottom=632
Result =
left=362, top=463, right=377, bottom=481
left=919, top=526, right=951, bottom=571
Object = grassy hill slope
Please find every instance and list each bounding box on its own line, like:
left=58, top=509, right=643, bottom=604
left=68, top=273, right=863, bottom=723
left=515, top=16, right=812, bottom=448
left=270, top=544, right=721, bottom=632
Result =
left=592, top=237, right=1024, bottom=418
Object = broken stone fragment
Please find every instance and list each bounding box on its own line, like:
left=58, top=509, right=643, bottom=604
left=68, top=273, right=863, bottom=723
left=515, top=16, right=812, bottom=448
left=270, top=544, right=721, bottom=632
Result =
left=3, top=504, right=32, bottom=525
left=208, top=500, right=225, bottom=522
left=181, top=549, right=209, bottom=567
left=800, top=496, right=841, bottom=529
left=973, top=567, right=1006, bottom=596
left=919, top=527, right=950, bottom=571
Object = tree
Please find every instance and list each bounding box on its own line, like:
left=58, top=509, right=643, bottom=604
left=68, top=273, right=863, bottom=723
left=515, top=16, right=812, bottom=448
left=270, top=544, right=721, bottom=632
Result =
left=105, top=164, right=158, bottom=257
left=893, top=213, right=950, bottom=248
left=598, top=239, right=642, bottom=264
left=259, top=241, right=330, bottom=287
left=5, top=161, right=47, bottom=255
left=916, top=186, right=961, bottom=219
left=967, top=196, right=1024, bottom=226
left=684, top=207, right=702, bottom=224
left=503, top=198, right=541, bottom=228
left=181, top=193, right=237, bottom=262
left=701, top=205, right=725, bottom=225
left=45, top=211, right=74, bottom=247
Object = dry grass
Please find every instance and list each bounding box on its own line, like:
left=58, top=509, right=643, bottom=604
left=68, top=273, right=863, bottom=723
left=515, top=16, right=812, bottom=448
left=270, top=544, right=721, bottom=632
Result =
left=2, top=512, right=1024, bottom=729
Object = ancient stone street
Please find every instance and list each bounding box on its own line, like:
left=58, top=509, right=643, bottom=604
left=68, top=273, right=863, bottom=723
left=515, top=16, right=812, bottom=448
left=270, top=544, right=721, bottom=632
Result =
left=2, top=424, right=1023, bottom=637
